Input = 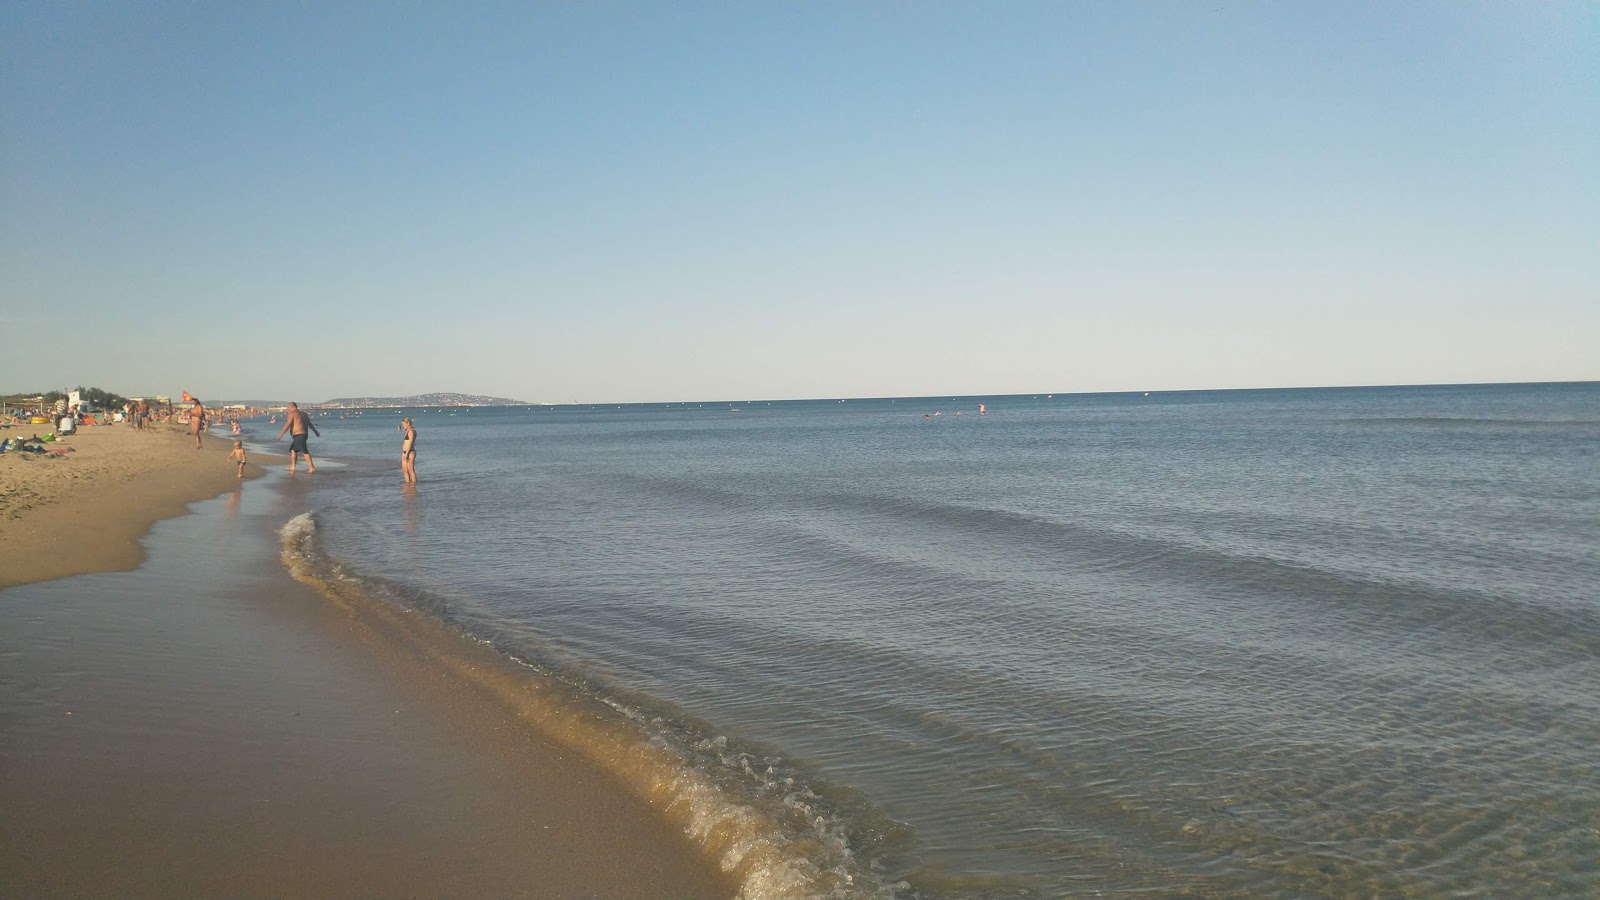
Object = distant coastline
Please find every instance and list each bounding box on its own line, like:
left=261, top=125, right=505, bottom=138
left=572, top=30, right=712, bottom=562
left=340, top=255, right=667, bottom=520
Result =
left=204, top=380, right=1598, bottom=413
left=315, top=392, right=533, bottom=409
left=210, top=393, right=535, bottom=410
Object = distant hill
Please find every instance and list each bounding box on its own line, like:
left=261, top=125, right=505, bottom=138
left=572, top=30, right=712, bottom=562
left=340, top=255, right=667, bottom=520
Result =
left=315, top=392, right=533, bottom=409
left=213, top=399, right=287, bottom=409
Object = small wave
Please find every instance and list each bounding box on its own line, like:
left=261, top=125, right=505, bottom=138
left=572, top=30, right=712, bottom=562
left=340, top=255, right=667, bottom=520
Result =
left=280, top=511, right=316, bottom=541
left=277, top=513, right=909, bottom=900
left=800, top=492, right=1600, bottom=662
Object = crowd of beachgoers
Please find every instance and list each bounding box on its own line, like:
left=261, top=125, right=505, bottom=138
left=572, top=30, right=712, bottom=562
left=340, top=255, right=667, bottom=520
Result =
left=4, top=396, right=271, bottom=439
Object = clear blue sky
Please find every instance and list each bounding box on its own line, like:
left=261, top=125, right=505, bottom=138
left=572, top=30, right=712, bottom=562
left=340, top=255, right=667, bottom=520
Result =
left=3, top=1, right=1595, bottom=403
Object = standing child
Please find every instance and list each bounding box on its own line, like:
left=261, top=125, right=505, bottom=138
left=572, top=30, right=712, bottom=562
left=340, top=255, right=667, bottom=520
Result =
left=228, top=440, right=247, bottom=478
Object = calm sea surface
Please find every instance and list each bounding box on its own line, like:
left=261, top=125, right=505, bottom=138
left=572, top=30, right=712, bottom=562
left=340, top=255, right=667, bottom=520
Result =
left=259, top=383, right=1599, bottom=898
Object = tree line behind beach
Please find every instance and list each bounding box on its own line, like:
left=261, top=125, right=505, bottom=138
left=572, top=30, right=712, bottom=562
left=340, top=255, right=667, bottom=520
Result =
left=3, top=386, right=134, bottom=419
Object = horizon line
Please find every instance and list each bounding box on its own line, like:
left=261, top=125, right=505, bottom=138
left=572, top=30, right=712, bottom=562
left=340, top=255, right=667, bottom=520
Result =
left=193, top=378, right=1597, bottom=408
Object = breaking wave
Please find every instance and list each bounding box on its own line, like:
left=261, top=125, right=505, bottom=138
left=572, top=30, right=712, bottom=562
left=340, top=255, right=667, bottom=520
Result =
left=278, top=512, right=912, bottom=900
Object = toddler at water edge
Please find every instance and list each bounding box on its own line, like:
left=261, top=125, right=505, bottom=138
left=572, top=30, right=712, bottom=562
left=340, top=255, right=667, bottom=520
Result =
left=228, top=440, right=247, bottom=478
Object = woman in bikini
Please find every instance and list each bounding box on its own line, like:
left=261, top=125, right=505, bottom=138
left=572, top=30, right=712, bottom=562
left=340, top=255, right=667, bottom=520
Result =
left=400, top=417, right=417, bottom=484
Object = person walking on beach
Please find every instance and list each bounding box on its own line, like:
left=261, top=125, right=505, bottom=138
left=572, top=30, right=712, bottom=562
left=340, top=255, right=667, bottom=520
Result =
left=274, top=402, right=321, bottom=473
left=400, top=417, right=418, bottom=484
left=189, top=397, right=206, bottom=449
left=228, top=440, right=247, bottom=478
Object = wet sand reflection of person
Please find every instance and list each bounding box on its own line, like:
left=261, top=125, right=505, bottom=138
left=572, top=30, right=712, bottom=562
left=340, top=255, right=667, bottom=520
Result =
left=402, top=481, right=419, bottom=537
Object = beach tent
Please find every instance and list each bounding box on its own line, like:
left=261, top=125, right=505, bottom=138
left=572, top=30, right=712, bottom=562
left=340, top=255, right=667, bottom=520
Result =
left=2, top=395, right=45, bottom=422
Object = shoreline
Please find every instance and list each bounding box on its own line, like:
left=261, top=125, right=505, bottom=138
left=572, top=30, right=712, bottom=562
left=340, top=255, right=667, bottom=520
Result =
left=0, top=422, right=735, bottom=897
left=0, top=422, right=276, bottom=590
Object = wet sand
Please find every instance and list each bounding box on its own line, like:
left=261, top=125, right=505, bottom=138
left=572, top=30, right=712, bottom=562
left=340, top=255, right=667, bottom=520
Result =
left=0, top=429, right=733, bottom=897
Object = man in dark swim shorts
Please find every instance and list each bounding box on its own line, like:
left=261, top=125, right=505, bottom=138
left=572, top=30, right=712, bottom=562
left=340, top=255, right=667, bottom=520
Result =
left=273, top=401, right=322, bottom=473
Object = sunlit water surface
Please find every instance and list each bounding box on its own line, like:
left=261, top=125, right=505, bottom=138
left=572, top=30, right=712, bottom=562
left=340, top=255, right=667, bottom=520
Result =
left=259, top=383, right=1599, bottom=897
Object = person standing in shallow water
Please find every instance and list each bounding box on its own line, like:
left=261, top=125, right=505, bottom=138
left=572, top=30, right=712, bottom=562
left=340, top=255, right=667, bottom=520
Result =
left=274, top=402, right=321, bottom=473
left=400, top=417, right=418, bottom=484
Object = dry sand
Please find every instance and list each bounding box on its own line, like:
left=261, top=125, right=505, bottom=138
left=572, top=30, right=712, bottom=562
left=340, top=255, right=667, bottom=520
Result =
left=0, top=421, right=735, bottom=897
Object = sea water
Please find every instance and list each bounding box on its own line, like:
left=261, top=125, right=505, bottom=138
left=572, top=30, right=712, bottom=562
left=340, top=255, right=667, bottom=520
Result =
left=256, top=383, right=1600, bottom=897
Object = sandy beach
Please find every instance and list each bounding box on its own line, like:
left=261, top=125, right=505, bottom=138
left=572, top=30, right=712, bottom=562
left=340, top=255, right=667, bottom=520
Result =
left=0, top=422, right=733, bottom=897
left=0, top=421, right=272, bottom=590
